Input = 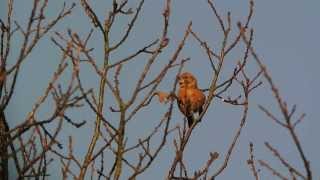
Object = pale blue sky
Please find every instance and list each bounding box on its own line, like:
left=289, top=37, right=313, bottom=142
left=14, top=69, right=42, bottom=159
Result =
left=2, top=0, right=320, bottom=179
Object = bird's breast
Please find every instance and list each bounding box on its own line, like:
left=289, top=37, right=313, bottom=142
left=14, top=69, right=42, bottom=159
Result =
left=178, top=88, right=205, bottom=102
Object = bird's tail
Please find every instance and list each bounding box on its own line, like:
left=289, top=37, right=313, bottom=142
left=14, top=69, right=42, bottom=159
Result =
left=187, top=115, right=194, bottom=127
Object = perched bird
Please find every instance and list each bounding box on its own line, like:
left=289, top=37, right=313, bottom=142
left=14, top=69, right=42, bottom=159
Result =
left=177, top=72, right=206, bottom=127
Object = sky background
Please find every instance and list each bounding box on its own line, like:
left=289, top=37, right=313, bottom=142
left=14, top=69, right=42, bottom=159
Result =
left=2, top=0, right=320, bottom=179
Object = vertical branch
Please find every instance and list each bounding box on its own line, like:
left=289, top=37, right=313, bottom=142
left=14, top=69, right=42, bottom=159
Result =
left=167, top=1, right=256, bottom=179
left=240, top=25, right=312, bottom=180
left=0, top=111, right=9, bottom=180
left=79, top=0, right=146, bottom=179
left=78, top=0, right=111, bottom=177
left=247, top=143, right=259, bottom=180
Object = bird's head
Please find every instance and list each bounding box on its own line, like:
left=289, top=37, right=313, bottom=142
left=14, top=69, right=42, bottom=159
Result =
left=178, top=72, right=198, bottom=89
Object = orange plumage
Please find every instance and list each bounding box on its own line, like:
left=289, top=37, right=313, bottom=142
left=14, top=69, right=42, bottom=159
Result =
left=177, top=72, right=205, bottom=127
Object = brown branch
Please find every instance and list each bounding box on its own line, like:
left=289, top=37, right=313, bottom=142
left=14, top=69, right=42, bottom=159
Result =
left=258, top=160, right=288, bottom=180
left=265, top=142, right=306, bottom=180
left=240, top=24, right=312, bottom=180
left=247, top=143, right=259, bottom=180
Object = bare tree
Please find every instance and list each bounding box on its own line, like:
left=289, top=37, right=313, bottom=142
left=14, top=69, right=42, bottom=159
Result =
left=0, top=0, right=313, bottom=179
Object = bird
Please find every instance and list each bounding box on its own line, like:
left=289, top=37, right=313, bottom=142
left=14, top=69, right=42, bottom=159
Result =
left=177, top=72, right=206, bottom=127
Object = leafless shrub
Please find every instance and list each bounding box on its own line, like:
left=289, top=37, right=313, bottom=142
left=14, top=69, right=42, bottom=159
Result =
left=0, top=0, right=313, bottom=180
